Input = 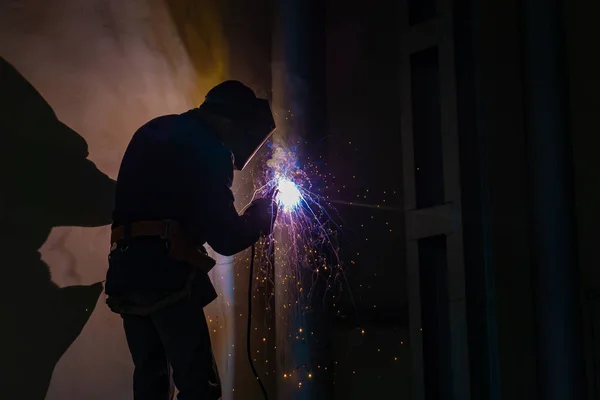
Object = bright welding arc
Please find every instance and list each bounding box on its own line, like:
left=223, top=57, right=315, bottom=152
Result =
left=275, top=177, right=301, bottom=212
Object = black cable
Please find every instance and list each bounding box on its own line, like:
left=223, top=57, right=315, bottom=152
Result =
left=247, top=243, right=269, bottom=400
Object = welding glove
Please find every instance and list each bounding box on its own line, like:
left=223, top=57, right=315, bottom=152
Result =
left=244, top=197, right=277, bottom=236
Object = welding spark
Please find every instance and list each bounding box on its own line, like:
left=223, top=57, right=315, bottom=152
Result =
left=276, top=178, right=301, bottom=212
left=241, top=143, right=361, bottom=381
left=247, top=144, right=354, bottom=314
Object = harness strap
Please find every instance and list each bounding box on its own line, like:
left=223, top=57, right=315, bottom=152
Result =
left=111, top=220, right=216, bottom=275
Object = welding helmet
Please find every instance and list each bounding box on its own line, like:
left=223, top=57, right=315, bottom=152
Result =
left=199, top=81, right=275, bottom=170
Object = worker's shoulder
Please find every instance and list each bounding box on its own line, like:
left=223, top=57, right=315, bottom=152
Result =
left=139, top=113, right=184, bottom=131
left=133, top=112, right=229, bottom=158
left=131, top=113, right=199, bottom=145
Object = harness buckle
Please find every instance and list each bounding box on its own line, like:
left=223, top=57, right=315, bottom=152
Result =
left=162, top=220, right=171, bottom=240
left=162, top=221, right=172, bottom=251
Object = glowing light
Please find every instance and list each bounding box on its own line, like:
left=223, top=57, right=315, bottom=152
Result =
left=242, top=143, right=360, bottom=382
left=276, top=178, right=301, bottom=211
left=245, top=144, right=352, bottom=315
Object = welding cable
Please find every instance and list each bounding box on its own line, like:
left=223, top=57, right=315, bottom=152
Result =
left=247, top=243, right=269, bottom=400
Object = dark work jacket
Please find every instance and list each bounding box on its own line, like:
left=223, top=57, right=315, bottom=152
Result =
left=105, top=109, right=261, bottom=308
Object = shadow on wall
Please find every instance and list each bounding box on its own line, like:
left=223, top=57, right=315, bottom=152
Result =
left=0, top=57, right=115, bottom=399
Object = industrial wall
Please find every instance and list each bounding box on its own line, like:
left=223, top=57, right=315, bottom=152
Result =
left=0, top=0, right=270, bottom=399
left=466, top=1, right=537, bottom=398
left=456, top=0, right=595, bottom=398
left=567, top=0, right=600, bottom=397
left=324, top=1, right=408, bottom=398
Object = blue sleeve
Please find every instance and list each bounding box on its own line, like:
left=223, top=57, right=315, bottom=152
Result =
left=199, top=150, right=262, bottom=256
left=172, top=118, right=262, bottom=256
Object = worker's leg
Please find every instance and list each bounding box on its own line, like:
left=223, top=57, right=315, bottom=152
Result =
left=151, top=298, right=221, bottom=400
left=123, top=314, right=172, bottom=400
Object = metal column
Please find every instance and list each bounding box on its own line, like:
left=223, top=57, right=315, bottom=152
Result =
left=271, top=0, right=331, bottom=398
left=522, top=0, right=587, bottom=399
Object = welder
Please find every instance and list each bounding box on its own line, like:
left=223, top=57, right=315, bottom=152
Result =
left=104, top=81, right=277, bottom=400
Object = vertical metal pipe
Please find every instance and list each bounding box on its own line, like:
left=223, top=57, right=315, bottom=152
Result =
left=272, top=0, right=330, bottom=399
left=521, top=1, right=586, bottom=398
left=452, top=0, right=500, bottom=397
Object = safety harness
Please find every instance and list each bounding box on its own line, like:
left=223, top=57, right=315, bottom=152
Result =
left=106, top=220, right=216, bottom=316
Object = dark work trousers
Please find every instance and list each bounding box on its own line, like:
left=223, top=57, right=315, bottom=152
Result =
left=106, top=238, right=221, bottom=400
left=122, top=298, right=221, bottom=400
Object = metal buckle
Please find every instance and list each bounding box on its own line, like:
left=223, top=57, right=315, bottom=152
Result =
left=162, top=221, right=171, bottom=251
left=162, top=221, right=171, bottom=239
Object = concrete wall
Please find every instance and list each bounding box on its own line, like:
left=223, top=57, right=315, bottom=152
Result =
left=0, top=1, right=271, bottom=398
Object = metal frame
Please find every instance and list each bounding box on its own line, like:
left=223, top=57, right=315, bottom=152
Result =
left=399, top=0, right=470, bottom=398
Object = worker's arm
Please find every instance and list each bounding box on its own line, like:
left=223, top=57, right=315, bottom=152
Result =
left=179, top=129, right=273, bottom=256
left=201, top=151, right=273, bottom=256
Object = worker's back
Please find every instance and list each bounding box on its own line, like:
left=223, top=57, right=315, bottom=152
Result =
left=107, top=110, right=232, bottom=306
left=113, top=110, right=233, bottom=243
